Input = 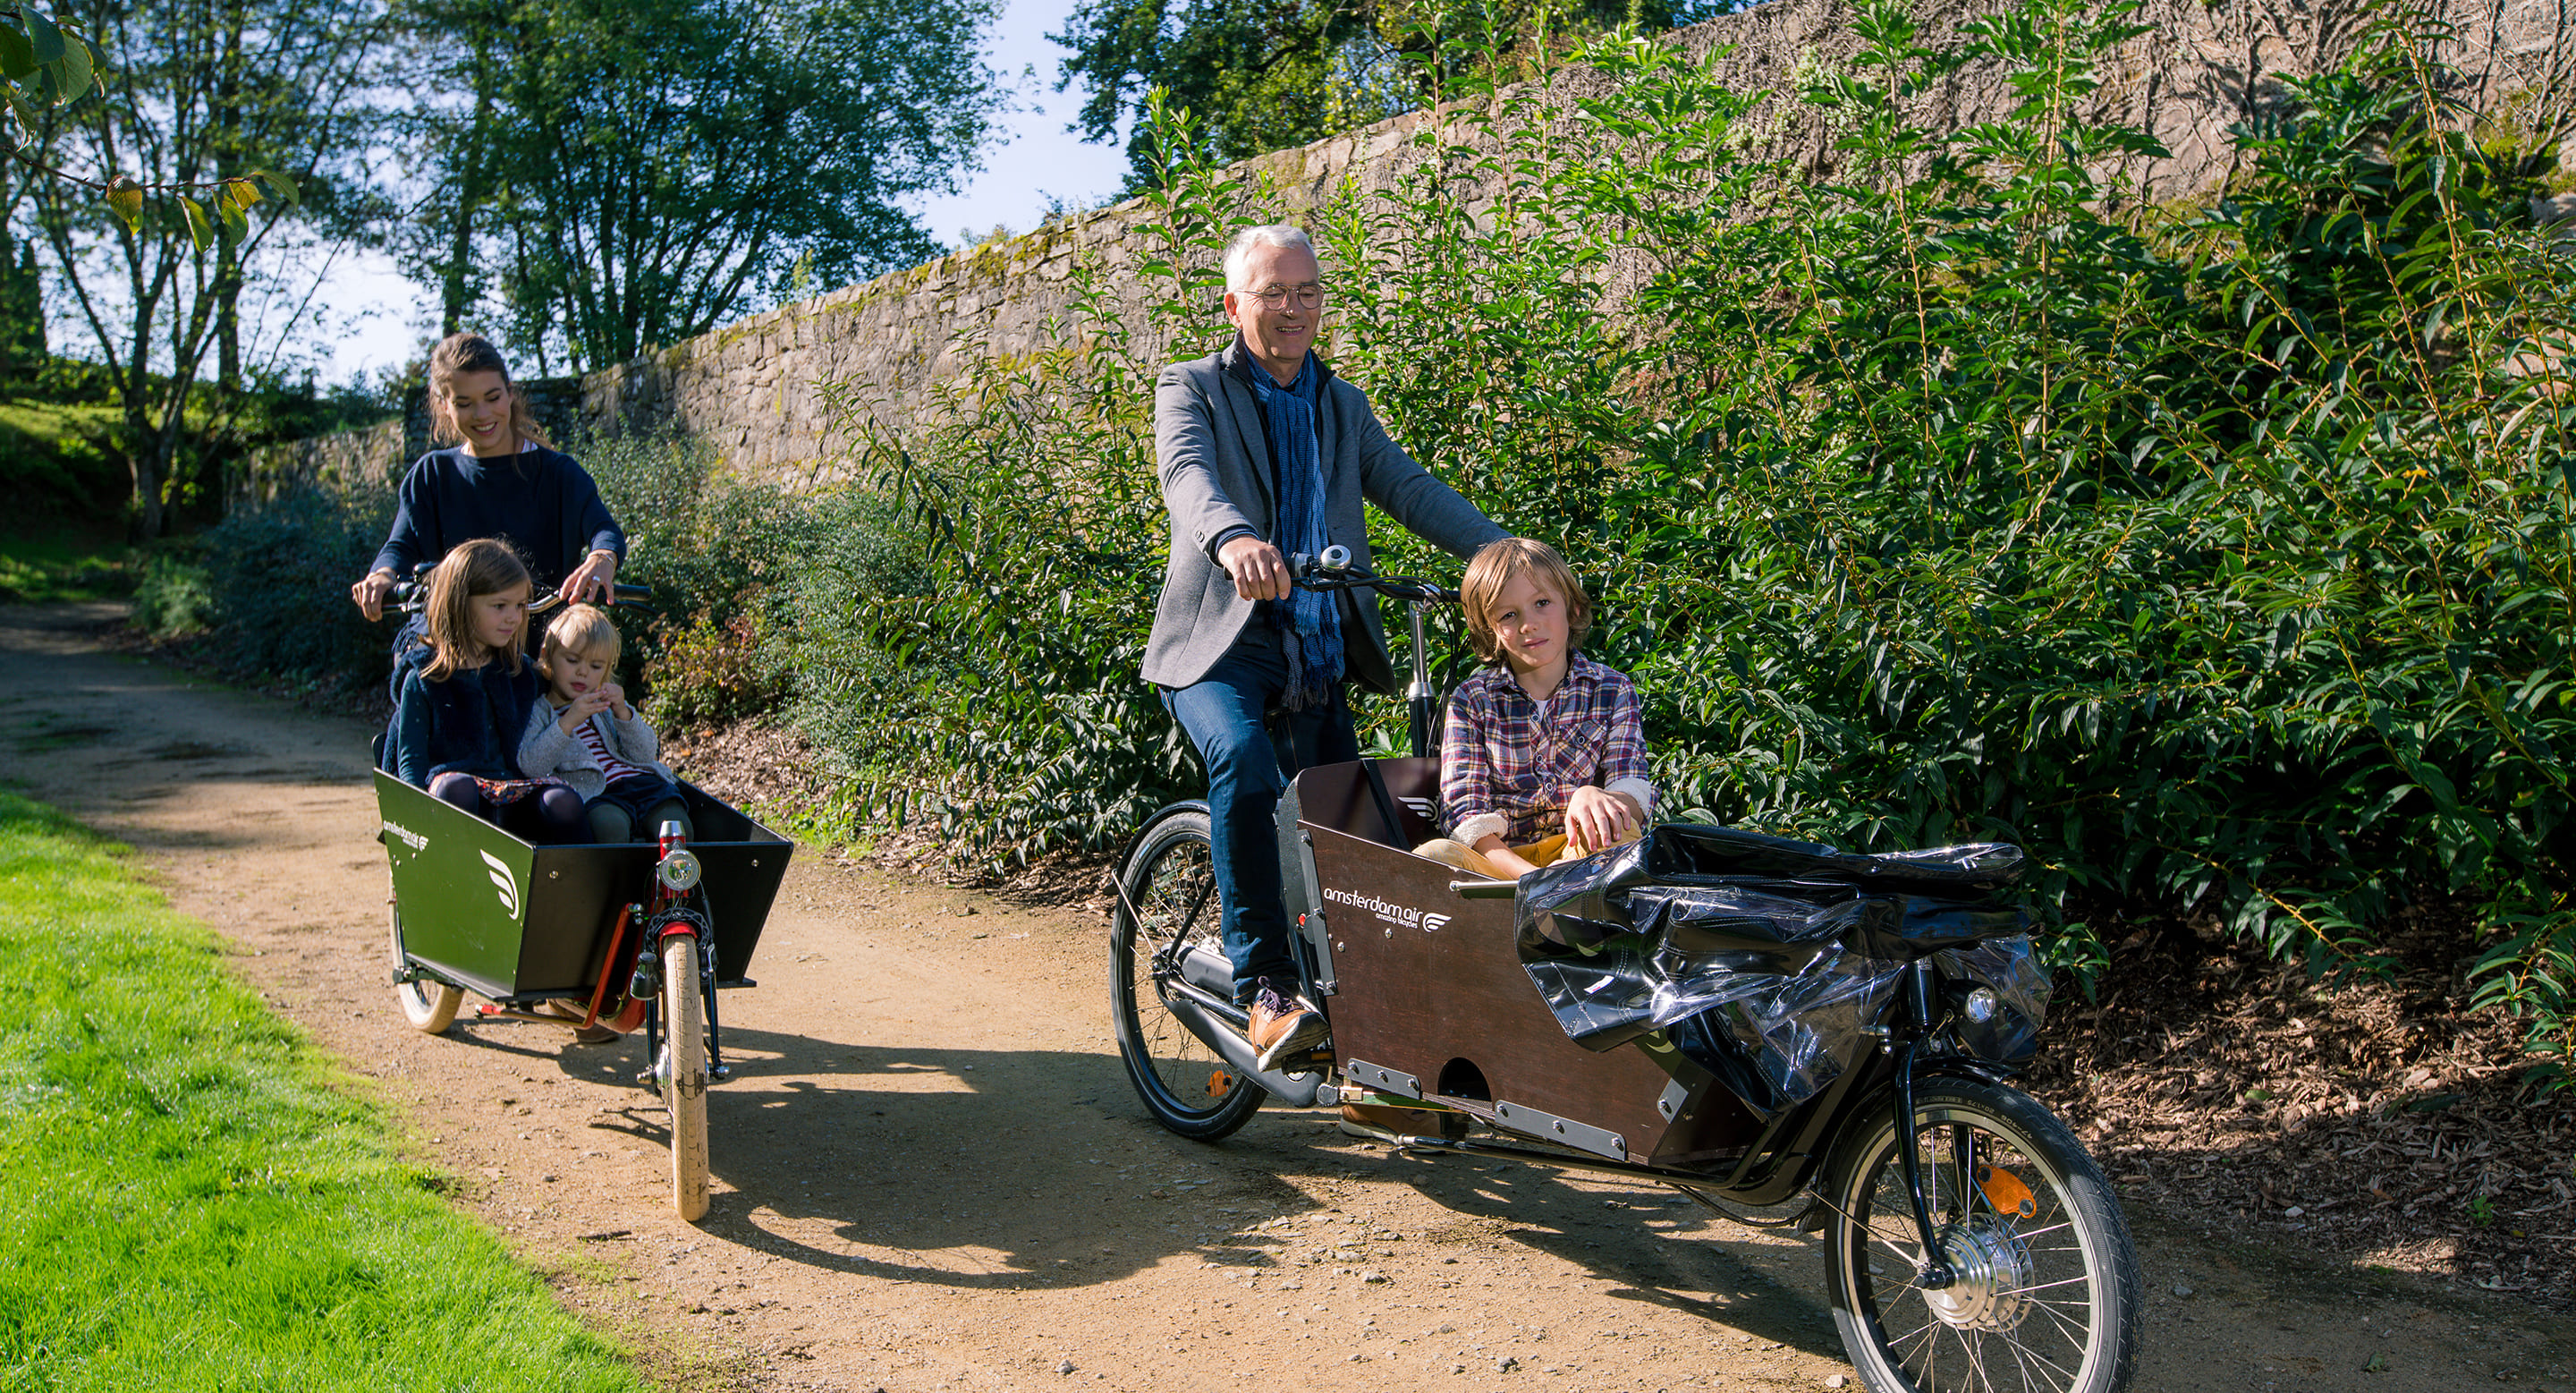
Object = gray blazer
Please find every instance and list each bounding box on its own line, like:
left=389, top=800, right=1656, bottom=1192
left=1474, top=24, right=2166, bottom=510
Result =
left=1144, top=342, right=1506, bottom=693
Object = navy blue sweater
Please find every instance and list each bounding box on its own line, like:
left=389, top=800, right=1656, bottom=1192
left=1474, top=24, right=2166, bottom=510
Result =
left=369, top=446, right=624, bottom=592
left=390, top=659, right=546, bottom=786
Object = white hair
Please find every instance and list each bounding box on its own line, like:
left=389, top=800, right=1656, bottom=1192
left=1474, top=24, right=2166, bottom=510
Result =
left=1221, top=224, right=1318, bottom=292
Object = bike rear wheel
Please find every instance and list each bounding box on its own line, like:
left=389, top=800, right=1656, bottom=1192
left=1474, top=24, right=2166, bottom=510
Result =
left=1110, top=807, right=1264, bottom=1140
left=1820, top=1077, right=2140, bottom=1393
left=387, top=905, right=461, bottom=1034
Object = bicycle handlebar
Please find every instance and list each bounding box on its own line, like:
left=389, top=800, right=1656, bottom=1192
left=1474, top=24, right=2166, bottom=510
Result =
left=1288, top=548, right=1459, bottom=605
left=383, top=564, right=657, bottom=618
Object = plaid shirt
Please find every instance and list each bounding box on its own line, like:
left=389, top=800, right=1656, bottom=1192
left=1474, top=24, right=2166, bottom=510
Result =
left=1441, top=653, right=1651, bottom=846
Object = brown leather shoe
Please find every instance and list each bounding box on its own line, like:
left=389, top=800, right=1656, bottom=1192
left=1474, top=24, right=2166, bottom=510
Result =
left=1339, top=1102, right=1469, bottom=1140
left=1246, top=981, right=1328, bottom=1071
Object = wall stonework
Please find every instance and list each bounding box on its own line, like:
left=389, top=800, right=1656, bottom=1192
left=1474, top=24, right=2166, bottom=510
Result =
left=247, top=0, right=2572, bottom=497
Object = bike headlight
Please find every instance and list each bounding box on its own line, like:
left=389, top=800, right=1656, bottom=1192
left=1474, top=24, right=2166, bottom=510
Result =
left=656, top=848, right=703, bottom=892
left=1961, top=985, right=2000, bottom=1024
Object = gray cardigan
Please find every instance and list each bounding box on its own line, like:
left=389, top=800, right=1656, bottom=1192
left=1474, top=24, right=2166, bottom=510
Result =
left=1144, top=342, right=1506, bottom=693
left=517, top=698, right=674, bottom=800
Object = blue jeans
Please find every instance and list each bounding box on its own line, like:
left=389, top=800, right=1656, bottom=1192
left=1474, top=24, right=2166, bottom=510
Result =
left=1160, top=633, right=1358, bottom=1003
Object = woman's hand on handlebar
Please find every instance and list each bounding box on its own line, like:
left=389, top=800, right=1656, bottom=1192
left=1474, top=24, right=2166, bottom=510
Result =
left=352, top=567, right=396, bottom=623
left=1217, top=535, right=1292, bottom=601
left=560, top=548, right=621, bottom=607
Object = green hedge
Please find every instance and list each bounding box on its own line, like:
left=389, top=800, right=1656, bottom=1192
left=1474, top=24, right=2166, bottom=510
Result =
left=167, top=0, right=2576, bottom=1064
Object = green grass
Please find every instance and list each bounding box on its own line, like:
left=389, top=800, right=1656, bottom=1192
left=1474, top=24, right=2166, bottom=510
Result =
left=0, top=398, right=123, bottom=531
left=0, top=791, right=650, bottom=1392
left=0, top=532, right=135, bottom=603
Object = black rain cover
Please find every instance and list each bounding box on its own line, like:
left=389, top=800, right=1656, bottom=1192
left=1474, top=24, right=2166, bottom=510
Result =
left=1515, top=823, right=2046, bottom=1116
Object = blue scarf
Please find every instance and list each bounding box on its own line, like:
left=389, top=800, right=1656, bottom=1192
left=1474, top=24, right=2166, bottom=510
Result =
left=1245, top=350, right=1342, bottom=710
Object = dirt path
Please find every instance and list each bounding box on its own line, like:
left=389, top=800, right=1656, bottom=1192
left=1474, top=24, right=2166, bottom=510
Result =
left=4, top=602, right=2570, bottom=1393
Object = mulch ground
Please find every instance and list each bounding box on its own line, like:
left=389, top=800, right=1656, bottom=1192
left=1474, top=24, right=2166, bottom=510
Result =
left=2028, top=913, right=2576, bottom=1308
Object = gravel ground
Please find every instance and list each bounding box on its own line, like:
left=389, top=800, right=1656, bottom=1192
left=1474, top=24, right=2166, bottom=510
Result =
left=12, top=600, right=2573, bottom=1393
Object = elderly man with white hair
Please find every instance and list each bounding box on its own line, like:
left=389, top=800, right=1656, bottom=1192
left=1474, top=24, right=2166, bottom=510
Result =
left=1142, top=222, right=1508, bottom=1070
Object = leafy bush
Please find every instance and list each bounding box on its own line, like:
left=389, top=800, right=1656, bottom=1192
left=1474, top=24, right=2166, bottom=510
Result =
left=132, top=484, right=399, bottom=696
left=172, top=0, right=2576, bottom=1065
left=580, top=428, right=809, bottom=724
left=788, top=0, right=2576, bottom=1063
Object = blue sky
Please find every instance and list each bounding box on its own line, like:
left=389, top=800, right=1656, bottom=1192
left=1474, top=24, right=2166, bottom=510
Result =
left=315, top=0, right=1133, bottom=381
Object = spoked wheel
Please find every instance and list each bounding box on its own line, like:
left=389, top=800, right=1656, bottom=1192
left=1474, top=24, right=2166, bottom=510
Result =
left=1820, top=1078, right=2140, bottom=1393
left=1109, top=807, right=1264, bottom=1140
left=387, top=905, right=461, bottom=1034
left=658, top=935, right=710, bottom=1221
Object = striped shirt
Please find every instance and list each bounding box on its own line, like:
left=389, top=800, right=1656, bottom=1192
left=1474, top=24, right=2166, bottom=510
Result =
left=572, top=716, right=652, bottom=786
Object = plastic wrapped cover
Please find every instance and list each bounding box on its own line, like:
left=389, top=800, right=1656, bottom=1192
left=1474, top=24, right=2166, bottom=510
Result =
left=1516, top=822, right=2042, bottom=1116
left=1934, top=935, right=2052, bottom=1065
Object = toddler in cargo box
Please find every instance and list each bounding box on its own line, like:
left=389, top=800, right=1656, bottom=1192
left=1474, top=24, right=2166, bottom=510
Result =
left=518, top=603, right=694, bottom=843
left=1413, top=538, right=1653, bottom=879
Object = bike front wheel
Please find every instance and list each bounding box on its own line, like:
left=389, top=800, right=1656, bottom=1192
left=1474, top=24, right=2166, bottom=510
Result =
left=660, top=936, right=710, bottom=1221
left=1109, top=807, right=1264, bottom=1141
left=1820, top=1077, right=2141, bottom=1393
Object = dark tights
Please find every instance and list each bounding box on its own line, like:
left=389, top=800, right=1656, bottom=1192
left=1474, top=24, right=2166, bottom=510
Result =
left=587, top=796, right=692, bottom=844
left=427, top=773, right=589, bottom=843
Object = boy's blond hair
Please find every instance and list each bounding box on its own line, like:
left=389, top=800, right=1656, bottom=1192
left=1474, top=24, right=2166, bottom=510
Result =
left=1460, top=538, right=1590, bottom=666
left=538, top=603, right=622, bottom=682
left=419, top=539, right=530, bottom=682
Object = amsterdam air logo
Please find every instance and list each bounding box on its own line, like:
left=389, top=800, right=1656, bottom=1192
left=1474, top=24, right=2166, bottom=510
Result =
left=1324, top=887, right=1449, bottom=931
left=480, top=850, right=521, bottom=918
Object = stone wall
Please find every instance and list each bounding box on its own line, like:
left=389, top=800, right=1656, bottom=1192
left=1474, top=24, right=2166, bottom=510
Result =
left=244, top=0, right=2573, bottom=497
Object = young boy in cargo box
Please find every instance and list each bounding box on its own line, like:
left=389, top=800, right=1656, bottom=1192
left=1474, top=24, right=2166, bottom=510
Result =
left=1414, top=538, right=1653, bottom=879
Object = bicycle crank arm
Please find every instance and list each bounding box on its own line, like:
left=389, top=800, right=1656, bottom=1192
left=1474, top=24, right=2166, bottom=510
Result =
left=1162, top=985, right=1325, bottom=1108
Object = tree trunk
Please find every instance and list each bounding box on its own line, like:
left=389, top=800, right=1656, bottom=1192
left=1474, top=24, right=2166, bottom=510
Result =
left=441, top=29, right=498, bottom=336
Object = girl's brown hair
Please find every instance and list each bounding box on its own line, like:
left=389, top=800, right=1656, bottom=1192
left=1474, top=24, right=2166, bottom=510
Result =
left=538, top=602, right=623, bottom=683
left=426, top=332, right=555, bottom=452
left=1460, top=537, right=1591, bottom=665
left=420, top=538, right=532, bottom=681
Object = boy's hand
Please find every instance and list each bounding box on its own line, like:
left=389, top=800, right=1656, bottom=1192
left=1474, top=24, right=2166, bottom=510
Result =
left=1563, top=786, right=1640, bottom=858
left=602, top=682, right=631, bottom=720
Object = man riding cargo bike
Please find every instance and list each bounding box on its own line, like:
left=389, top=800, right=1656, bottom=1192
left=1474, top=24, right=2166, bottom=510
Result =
left=1117, top=222, right=2145, bottom=1393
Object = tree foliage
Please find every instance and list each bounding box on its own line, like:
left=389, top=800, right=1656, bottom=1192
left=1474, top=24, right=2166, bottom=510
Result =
left=178, top=0, right=2576, bottom=1070
left=24, top=0, right=370, bottom=537
left=398, top=0, right=1009, bottom=374
left=1052, top=0, right=1749, bottom=191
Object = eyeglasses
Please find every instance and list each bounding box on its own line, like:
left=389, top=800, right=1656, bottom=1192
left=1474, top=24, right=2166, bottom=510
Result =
left=1238, top=283, right=1324, bottom=310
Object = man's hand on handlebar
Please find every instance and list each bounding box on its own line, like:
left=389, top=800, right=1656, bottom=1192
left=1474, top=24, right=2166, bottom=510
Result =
left=1217, top=535, right=1292, bottom=601
left=352, top=568, right=396, bottom=623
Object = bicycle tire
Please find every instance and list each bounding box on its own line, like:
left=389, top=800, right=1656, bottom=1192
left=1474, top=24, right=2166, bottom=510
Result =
left=1819, top=1077, right=2140, bottom=1393
left=1109, top=807, right=1265, bottom=1140
left=661, top=936, right=710, bottom=1221
left=387, top=905, right=461, bottom=1034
